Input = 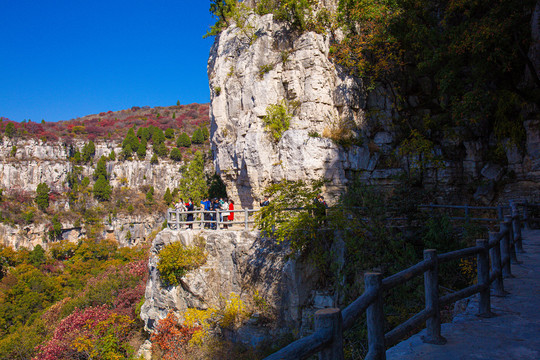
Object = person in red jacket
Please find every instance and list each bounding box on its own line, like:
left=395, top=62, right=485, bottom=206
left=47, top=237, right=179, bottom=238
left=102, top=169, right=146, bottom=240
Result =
left=228, top=199, right=234, bottom=228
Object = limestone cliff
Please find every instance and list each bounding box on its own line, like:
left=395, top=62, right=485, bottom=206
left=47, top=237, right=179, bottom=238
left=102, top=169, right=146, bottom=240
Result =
left=140, top=229, right=325, bottom=339
left=208, top=13, right=375, bottom=207
left=208, top=10, right=540, bottom=206
left=0, top=139, right=184, bottom=193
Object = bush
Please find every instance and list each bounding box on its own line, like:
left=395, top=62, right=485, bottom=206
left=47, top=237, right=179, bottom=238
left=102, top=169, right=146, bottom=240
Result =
left=262, top=101, right=291, bottom=143
left=165, top=128, right=175, bottom=139
left=191, top=128, right=205, bottom=144
left=157, top=241, right=206, bottom=286
left=170, top=148, right=182, bottom=162
left=150, top=153, right=159, bottom=164
left=176, top=133, right=191, bottom=147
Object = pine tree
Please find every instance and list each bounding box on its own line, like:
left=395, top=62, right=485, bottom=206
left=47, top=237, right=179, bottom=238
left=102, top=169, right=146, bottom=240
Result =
left=35, top=183, right=50, bottom=211
left=150, top=153, right=159, bottom=164
left=191, top=128, right=204, bottom=144
left=93, top=175, right=112, bottom=201
left=81, top=141, right=96, bottom=163
left=146, top=186, right=155, bottom=205
left=4, top=123, right=15, bottom=138
left=176, top=133, right=191, bottom=147
left=94, top=156, right=108, bottom=180
left=163, top=188, right=173, bottom=205
left=109, top=150, right=116, bottom=161
left=170, top=148, right=182, bottom=162
left=200, top=126, right=210, bottom=141
left=177, top=150, right=208, bottom=203
left=137, top=137, right=147, bottom=159
left=122, top=128, right=139, bottom=155
left=165, top=128, right=175, bottom=139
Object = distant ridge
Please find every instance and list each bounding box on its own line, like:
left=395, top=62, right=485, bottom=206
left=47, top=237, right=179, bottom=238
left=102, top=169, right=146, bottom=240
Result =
left=0, top=103, right=209, bottom=142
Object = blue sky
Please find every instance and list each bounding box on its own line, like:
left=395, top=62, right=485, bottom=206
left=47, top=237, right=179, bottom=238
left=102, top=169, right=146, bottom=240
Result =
left=0, top=1, right=215, bottom=122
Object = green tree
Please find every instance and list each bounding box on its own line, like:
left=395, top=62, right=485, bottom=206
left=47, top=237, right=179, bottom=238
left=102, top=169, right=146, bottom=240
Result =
left=165, top=128, right=175, bottom=139
left=207, top=173, right=227, bottom=199
left=122, top=128, right=139, bottom=155
left=108, top=150, right=116, bottom=161
left=176, top=133, right=191, bottom=147
left=205, top=0, right=237, bottom=38
left=191, top=128, right=204, bottom=144
left=200, top=126, right=210, bottom=141
left=151, top=127, right=165, bottom=145
left=94, top=156, right=108, bottom=180
left=163, top=188, right=173, bottom=205
left=4, top=123, right=15, bottom=138
left=137, top=137, right=147, bottom=159
left=262, top=101, right=291, bottom=142
left=169, top=148, right=182, bottom=162
left=49, top=214, right=62, bottom=240
left=137, top=127, right=151, bottom=142
left=35, top=183, right=50, bottom=211
left=81, top=141, right=96, bottom=163
left=153, top=142, right=169, bottom=158
left=150, top=153, right=159, bottom=164
left=145, top=186, right=155, bottom=206
left=10, top=146, right=16, bottom=157
left=93, top=175, right=112, bottom=201
left=177, top=150, right=208, bottom=204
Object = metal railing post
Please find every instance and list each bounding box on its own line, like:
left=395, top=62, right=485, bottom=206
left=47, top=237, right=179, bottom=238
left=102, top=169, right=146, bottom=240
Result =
left=465, top=205, right=470, bottom=224
left=489, top=232, right=505, bottom=297
left=422, top=249, right=446, bottom=344
left=176, top=209, right=180, bottom=230
left=245, top=209, right=249, bottom=230
left=477, top=239, right=493, bottom=317
left=365, top=273, right=385, bottom=360
left=217, top=209, right=221, bottom=230
left=315, top=308, right=344, bottom=360
left=497, top=205, right=503, bottom=221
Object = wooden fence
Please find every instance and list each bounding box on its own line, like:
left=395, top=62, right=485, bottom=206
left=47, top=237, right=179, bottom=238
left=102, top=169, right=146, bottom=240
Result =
left=263, top=200, right=535, bottom=360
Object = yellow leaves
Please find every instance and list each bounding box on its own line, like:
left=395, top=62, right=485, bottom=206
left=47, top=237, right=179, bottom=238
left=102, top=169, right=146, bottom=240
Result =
left=221, top=293, right=250, bottom=329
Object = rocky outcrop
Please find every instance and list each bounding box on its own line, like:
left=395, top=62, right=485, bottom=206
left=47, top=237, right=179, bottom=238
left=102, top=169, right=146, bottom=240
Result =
left=140, top=229, right=326, bottom=337
left=208, top=10, right=540, bottom=206
left=0, top=139, right=185, bottom=194
left=0, top=212, right=164, bottom=249
left=208, top=13, right=375, bottom=207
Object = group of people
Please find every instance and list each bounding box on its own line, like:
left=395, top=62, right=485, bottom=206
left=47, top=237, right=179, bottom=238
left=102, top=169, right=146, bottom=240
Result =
left=174, top=197, right=234, bottom=229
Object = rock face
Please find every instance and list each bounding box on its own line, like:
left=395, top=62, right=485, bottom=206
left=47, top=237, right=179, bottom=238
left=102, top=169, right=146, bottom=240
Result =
left=208, top=14, right=374, bottom=207
left=140, top=229, right=323, bottom=335
left=208, top=11, right=540, bottom=206
left=0, top=139, right=185, bottom=194
left=0, top=212, right=164, bottom=250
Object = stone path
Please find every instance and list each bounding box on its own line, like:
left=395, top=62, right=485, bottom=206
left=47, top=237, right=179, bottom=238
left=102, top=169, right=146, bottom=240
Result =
left=386, top=229, right=540, bottom=360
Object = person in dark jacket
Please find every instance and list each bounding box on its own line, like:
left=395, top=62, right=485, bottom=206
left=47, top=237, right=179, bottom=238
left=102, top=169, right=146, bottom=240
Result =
left=186, top=198, right=194, bottom=229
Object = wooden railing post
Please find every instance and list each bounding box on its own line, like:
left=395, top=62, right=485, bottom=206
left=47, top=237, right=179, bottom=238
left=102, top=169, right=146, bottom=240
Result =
left=476, top=239, right=493, bottom=317
left=422, top=249, right=446, bottom=344
left=510, top=201, right=524, bottom=253
left=315, top=308, right=344, bottom=360
left=504, top=216, right=519, bottom=264
left=523, top=200, right=530, bottom=229
left=500, top=221, right=513, bottom=278
left=497, top=205, right=503, bottom=221
left=365, top=273, right=385, bottom=360
left=489, top=232, right=505, bottom=297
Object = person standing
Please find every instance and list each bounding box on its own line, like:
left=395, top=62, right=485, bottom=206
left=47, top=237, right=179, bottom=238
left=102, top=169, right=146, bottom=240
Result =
left=260, top=196, right=270, bottom=207
left=186, top=198, right=194, bottom=229
left=228, top=199, right=235, bottom=228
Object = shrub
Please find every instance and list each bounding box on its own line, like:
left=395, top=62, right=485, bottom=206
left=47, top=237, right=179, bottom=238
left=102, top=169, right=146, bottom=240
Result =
left=262, top=101, right=291, bottom=143
left=165, top=128, right=175, bottom=139
left=81, top=141, right=96, bottom=163
left=163, top=188, right=173, bottom=205
left=170, top=148, right=182, bottom=162
left=191, top=128, right=205, bottom=144
left=150, top=153, right=159, bottom=164
left=4, top=123, right=15, bottom=138
left=157, top=241, right=206, bottom=286
left=176, top=132, right=191, bottom=147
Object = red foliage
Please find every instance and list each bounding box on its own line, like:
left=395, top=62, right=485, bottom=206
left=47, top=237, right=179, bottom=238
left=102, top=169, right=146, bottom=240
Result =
left=34, top=305, right=111, bottom=360
left=150, top=312, right=200, bottom=360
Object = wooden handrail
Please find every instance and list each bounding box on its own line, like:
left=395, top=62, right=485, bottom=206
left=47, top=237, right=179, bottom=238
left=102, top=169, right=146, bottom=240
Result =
left=263, top=200, right=533, bottom=360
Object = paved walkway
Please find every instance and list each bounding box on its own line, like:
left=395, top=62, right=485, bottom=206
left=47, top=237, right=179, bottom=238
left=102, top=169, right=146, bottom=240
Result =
left=386, top=229, right=540, bottom=360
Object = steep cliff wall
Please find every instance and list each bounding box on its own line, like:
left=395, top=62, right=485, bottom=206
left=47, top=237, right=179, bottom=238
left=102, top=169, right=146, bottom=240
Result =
left=208, top=11, right=540, bottom=206
left=208, top=14, right=381, bottom=207
left=0, top=139, right=185, bottom=193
